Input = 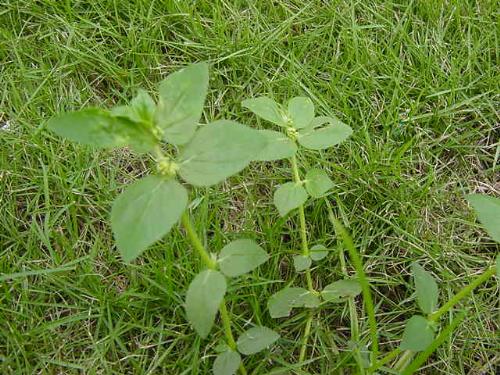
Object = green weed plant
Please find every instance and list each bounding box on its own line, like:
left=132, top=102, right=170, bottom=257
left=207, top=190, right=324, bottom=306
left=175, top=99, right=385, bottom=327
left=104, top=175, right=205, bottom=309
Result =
left=47, top=63, right=499, bottom=375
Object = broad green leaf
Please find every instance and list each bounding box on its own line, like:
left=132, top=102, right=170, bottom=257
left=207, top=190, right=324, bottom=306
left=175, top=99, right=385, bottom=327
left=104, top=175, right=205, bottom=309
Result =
left=298, top=119, right=352, bottom=150
left=236, top=326, right=280, bottom=355
left=305, top=168, right=334, bottom=198
left=218, top=239, right=269, bottom=277
left=47, top=108, right=129, bottom=148
left=288, top=97, right=314, bottom=129
left=412, top=262, right=439, bottom=314
left=213, top=350, right=241, bottom=375
left=273, top=182, right=308, bottom=217
left=111, top=89, right=156, bottom=125
left=321, top=279, right=362, bottom=302
left=268, top=287, right=320, bottom=318
left=310, top=244, right=328, bottom=261
left=155, top=62, right=209, bottom=145
left=400, top=315, right=434, bottom=351
left=293, top=255, right=311, bottom=272
left=178, top=120, right=265, bottom=186
left=466, top=194, right=500, bottom=243
left=242, top=97, right=287, bottom=127
left=186, top=270, right=227, bottom=338
left=254, top=130, right=297, bottom=161
left=111, top=176, right=187, bottom=262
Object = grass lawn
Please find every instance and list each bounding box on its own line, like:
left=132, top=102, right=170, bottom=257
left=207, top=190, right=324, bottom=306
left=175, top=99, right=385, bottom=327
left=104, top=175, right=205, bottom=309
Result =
left=1, top=1, right=498, bottom=374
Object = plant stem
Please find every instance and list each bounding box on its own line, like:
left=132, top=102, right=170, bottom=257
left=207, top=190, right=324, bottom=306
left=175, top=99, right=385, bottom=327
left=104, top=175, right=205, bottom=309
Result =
left=180, top=211, right=247, bottom=375
left=289, top=154, right=316, bottom=365
left=338, top=238, right=365, bottom=374
left=219, top=302, right=238, bottom=350
left=393, top=350, right=414, bottom=372
left=220, top=302, right=248, bottom=375
left=290, top=155, right=315, bottom=293
left=181, top=212, right=217, bottom=270
left=326, top=204, right=379, bottom=364
left=299, top=312, right=314, bottom=363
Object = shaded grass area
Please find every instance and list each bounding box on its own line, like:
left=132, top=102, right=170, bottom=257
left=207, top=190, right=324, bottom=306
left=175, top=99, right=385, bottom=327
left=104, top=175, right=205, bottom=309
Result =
left=1, top=1, right=498, bottom=373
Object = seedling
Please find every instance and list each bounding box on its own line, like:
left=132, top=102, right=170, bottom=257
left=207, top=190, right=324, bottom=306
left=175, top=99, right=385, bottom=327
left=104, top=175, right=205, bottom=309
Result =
left=47, top=63, right=280, bottom=374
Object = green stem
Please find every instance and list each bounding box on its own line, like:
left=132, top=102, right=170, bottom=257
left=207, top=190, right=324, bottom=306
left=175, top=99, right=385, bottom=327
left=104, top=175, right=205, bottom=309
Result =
left=290, top=154, right=302, bottom=185
left=393, top=350, right=414, bottom=372
left=181, top=212, right=217, bottom=270
left=326, top=204, right=379, bottom=364
left=219, top=302, right=238, bottom=350
left=338, top=238, right=365, bottom=374
left=290, top=155, right=315, bottom=293
left=220, top=302, right=248, bottom=375
left=181, top=211, right=247, bottom=375
left=350, top=299, right=366, bottom=375
left=289, top=155, right=316, bottom=365
left=299, top=312, right=314, bottom=363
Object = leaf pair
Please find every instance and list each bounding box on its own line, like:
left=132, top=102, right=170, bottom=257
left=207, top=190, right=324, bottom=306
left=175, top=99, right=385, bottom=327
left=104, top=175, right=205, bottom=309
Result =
left=213, top=327, right=280, bottom=375
left=48, top=63, right=209, bottom=152
left=186, top=240, right=268, bottom=338
left=111, top=89, right=156, bottom=126
left=186, top=245, right=277, bottom=375
left=274, top=168, right=333, bottom=216
left=242, top=96, right=353, bottom=155
left=292, top=244, right=329, bottom=272
left=400, top=263, right=439, bottom=351
left=62, top=114, right=264, bottom=189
